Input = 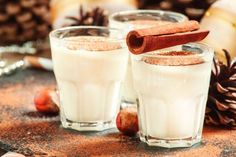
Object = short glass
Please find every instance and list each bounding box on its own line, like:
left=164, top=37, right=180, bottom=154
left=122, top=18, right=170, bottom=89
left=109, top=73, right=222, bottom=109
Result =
left=49, top=26, right=128, bottom=131
left=131, top=43, right=213, bottom=148
left=109, top=10, right=188, bottom=106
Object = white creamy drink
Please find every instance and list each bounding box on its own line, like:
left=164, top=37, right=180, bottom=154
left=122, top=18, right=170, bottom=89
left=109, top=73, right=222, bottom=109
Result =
left=109, top=10, right=188, bottom=105
left=111, top=20, right=174, bottom=104
left=120, top=20, right=174, bottom=103
left=50, top=34, right=128, bottom=131
left=131, top=45, right=213, bottom=147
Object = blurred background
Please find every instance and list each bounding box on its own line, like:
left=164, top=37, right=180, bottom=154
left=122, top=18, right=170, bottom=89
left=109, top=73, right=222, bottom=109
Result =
left=0, top=0, right=235, bottom=64
left=0, top=0, right=216, bottom=45
left=140, top=0, right=217, bottom=20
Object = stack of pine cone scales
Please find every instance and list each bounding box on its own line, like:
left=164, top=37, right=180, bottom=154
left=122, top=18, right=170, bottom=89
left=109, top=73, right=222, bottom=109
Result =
left=206, top=50, right=236, bottom=129
left=0, top=0, right=51, bottom=45
left=66, top=5, right=108, bottom=27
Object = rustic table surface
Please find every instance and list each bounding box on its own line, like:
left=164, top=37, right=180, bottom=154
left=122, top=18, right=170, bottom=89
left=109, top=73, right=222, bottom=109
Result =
left=0, top=51, right=235, bottom=157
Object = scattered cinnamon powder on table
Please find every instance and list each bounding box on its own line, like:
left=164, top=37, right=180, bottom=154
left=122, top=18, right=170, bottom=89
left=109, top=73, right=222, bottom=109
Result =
left=0, top=66, right=235, bottom=156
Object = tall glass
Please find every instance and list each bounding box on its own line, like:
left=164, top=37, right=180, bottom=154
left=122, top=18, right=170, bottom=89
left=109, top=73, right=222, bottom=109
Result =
left=131, top=43, right=213, bottom=148
left=50, top=26, right=128, bottom=131
left=109, top=10, right=188, bottom=106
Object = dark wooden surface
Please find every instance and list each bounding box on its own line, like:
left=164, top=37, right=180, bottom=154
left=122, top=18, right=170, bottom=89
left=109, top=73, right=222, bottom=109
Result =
left=0, top=52, right=235, bottom=157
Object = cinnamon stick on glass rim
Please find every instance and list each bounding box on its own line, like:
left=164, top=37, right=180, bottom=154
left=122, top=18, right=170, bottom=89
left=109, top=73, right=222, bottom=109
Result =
left=126, top=20, right=209, bottom=54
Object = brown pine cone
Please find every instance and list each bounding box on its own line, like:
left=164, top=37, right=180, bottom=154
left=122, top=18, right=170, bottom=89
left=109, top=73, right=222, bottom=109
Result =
left=0, top=0, right=52, bottom=45
left=66, top=5, right=108, bottom=27
left=206, top=50, right=236, bottom=129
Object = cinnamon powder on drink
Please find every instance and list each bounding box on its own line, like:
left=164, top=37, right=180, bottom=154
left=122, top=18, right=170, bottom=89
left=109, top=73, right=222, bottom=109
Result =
left=142, top=51, right=204, bottom=66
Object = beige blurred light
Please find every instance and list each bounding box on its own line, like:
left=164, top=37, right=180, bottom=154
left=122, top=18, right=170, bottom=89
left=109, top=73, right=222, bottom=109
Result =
left=50, top=0, right=138, bottom=29
left=201, top=0, right=236, bottom=62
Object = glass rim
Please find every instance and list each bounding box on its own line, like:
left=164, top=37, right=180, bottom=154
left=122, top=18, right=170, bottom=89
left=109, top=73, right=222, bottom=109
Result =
left=135, top=43, right=214, bottom=59
left=49, top=26, right=124, bottom=42
left=108, top=9, right=188, bottom=23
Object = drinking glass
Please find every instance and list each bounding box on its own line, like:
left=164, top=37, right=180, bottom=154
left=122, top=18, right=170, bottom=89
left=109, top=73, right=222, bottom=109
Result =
left=50, top=26, right=128, bottom=131
left=0, top=53, right=5, bottom=68
left=131, top=43, right=213, bottom=148
left=109, top=10, right=188, bottom=106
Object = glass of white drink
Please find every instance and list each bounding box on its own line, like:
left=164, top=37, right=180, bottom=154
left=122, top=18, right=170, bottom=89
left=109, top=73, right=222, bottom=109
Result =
left=49, top=26, right=128, bottom=131
left=131, top=43, right=213, bottom=148
left=109, top=10, right=188, bottom=106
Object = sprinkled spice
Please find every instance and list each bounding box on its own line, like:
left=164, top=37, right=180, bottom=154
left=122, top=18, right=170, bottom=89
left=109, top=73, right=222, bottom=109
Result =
left=0, top=61, right=235, bottom=156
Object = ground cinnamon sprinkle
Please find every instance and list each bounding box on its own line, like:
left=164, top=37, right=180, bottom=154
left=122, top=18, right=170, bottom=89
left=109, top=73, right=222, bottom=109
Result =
left=158, top=51, right=196, bottom=56
left=0, top=68, right=235, bottom=156
left=142, top=51, right=204, bottom=66
left=65, top=36, right=122, bottom=51
left=130, top=20, right=172, bottom=27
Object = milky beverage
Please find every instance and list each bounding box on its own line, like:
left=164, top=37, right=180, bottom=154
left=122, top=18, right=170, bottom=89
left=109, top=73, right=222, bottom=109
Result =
left=51, top=36, right=128, bottom=124
left=132, top=51, right=212, bottom=140
left=110, top=20, right=173, bottom=103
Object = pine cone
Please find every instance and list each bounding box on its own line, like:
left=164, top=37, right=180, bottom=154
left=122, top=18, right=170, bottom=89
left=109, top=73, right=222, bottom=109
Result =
left=66, top=5, right=108, bottom=27
left=140, top=0, right=217, bottom=21
left=0, top=0, right=51, bottom=45
left=206, top=50, right=236, bottom=129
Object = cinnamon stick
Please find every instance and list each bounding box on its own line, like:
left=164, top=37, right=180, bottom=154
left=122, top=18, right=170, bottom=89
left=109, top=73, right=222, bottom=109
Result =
left=126, top=20, right=209, bottom=54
